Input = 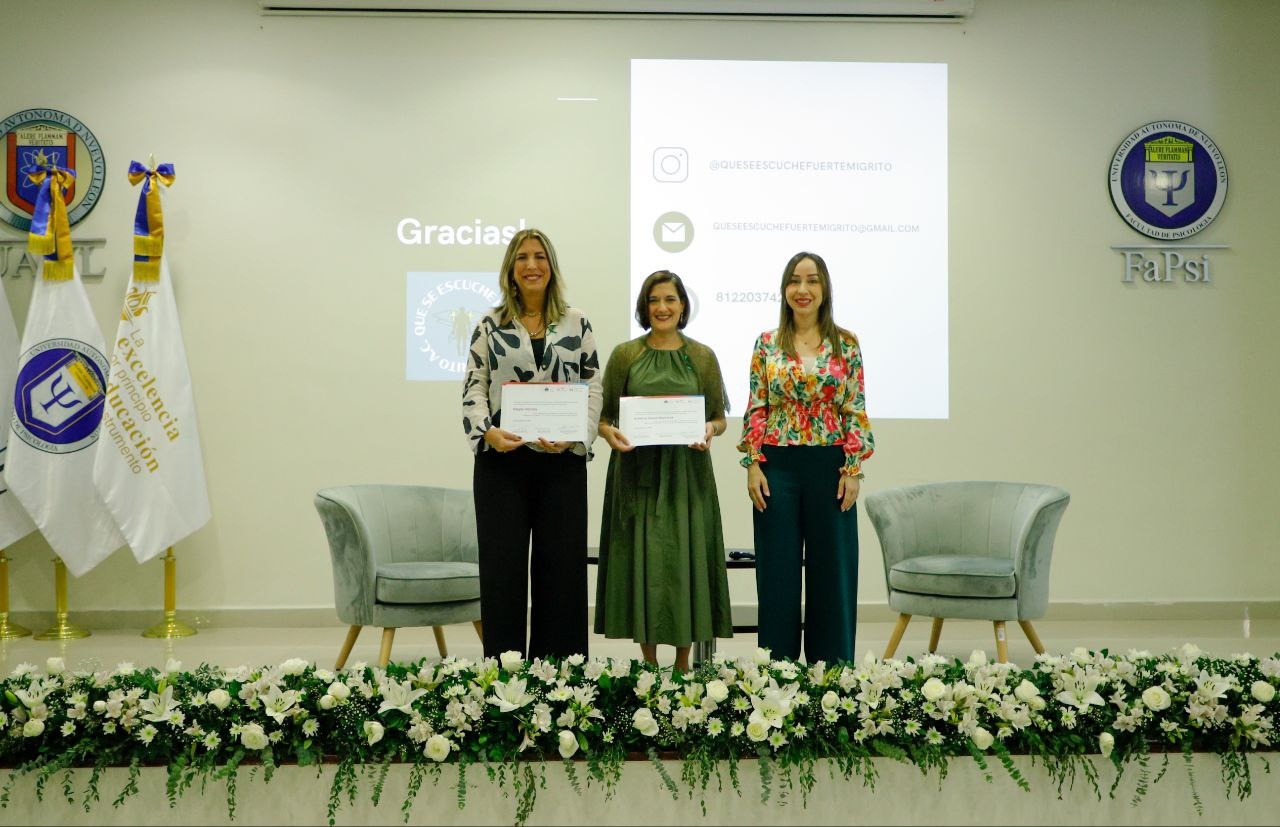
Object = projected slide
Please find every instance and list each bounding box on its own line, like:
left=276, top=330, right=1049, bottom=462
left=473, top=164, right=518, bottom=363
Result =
left=631, top=59, right=948, bottom=419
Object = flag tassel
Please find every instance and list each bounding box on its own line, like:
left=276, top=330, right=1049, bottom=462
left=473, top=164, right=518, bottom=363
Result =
left=142, top=547, right=196, bottom=638
left=0, top=550, right=32, bottom=640
left=34, top=559, right=90, bottom=640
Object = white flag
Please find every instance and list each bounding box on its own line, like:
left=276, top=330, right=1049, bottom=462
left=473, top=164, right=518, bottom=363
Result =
left=0, top=285, right=36, bottom=549
left=93, top=252, right=211, bottom=563
left=8, top=261, right=126, bottom=576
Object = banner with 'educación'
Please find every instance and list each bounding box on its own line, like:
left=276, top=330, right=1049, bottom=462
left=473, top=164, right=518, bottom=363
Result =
left=92, top=164, right=210, bottom=563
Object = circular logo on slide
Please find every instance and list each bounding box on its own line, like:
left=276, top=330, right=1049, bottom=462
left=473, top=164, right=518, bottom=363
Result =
left=1109, top=121, right=1227, bottom=240
left=653, top=210, right=694, bottom=253
left=11, top=338, right=110, bottom=454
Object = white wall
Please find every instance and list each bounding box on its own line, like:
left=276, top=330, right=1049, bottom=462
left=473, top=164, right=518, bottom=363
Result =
left=3, top=0, right=1277, bottom=619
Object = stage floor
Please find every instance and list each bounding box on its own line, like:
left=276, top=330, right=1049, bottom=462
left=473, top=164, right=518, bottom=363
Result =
left=3, top=615, right=1277, bottom=673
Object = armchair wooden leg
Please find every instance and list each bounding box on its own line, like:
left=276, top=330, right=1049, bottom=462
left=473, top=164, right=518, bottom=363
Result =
left=993, top=621, right=1008, bottom=664
left=336, top=624, right=362, bottom=670
left=432, top=625, right=448, bottom=659
left=378, top=627, right=396, bottom=667
left=1018, top=620, right=1046, bottom=655
left=884, top=613, right=912, bottom=659
left=472, top=619, right=483, bottom=644
left=928, top=617, right=945, bottom=653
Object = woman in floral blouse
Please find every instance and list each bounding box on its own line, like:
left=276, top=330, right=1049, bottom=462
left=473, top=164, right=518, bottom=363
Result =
left=738, top=251, right=874, bottom=664
left=462, top=228, right=602, bottom=660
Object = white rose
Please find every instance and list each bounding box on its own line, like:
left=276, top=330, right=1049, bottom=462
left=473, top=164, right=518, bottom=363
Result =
left=164, top=658, right=183, bottom=674
left=327, top=681, right=351, bottom=701
left=425, top=733, right=451, bottom=762
left=239, top=723, right=269, bottom=750
left=1013, top=680, right=1040, bottom=703
left=921, top=677, right=947, bottom=702
left=1028, top=696, right=1046, bottom=711
left=363, top=721, right=385, bottom=745
left=279, top=658, right=309, bottom=676
left=1251, top=680, right=1276, bottom=703
left=22, top=718, right=45, bottom=738
left=557, top=729, right=579, bottom=759
left=207, top=689, right=231, bottom=710
left=318, top=694, right=336, bottom=710
left=967, top=649, right=988, bottom=667
left=971, top=727, right=993, bottom=751
left=705, top=680, right=730, bottom=703
left=745, top=719, right=770, bottom=742
left=1098, top=732, right=1115, bottom=758
left=93, top=700, right=107, bottom=714
left=1141, top=686, right=1172, bottom=711
left=500, top=651, right=525, bottom=672
left=632, top=708, right=659, bottom=737
left=46, top=657, right=65, bottom=675
left=754, top=648, right=772, bottom=666
left=821, top=691, right=841, bottom=713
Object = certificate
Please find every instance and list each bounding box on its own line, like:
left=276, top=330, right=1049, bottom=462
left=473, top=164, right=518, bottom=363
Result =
left=500, top=382, right=589, bottom=443
left=619, top=395, right=705, bottom=447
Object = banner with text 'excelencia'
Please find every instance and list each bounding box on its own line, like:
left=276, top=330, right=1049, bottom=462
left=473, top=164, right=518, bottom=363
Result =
left=93, top=163, right=211, bottom=564
left=631, top=59, right=949, bottom=419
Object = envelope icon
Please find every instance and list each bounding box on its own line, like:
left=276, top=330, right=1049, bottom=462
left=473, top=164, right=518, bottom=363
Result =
left=661, top=221, right=687, bottom=243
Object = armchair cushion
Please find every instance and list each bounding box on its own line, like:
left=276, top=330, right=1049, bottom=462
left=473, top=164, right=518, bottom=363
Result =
left=376, top=561, right=482, bottom=604
left=888, top=555, right=1016, bottom=599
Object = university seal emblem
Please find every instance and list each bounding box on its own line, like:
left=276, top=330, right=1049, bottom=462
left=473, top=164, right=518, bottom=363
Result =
left=1109, top=121, right=1227, bottom=240
left=1, top=108, right=106, bottom=232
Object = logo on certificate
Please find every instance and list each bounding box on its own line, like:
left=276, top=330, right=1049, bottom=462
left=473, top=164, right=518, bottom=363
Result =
left=406, top=272, right=500, bottom=381
left=653, top=210, right=694, bottom=253
left=1, top=108, right=106, bottom=232
left=1109, top=121, right=1227, bottom=240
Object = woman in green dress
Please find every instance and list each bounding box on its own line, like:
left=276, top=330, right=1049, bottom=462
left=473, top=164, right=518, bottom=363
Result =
left=594, top=270, right=734, bottom=673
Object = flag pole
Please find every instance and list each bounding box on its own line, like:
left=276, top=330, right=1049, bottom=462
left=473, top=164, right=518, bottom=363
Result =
left=0, top=549, right=31, bottom=639
left=34, top=558, right=90, bottom=640
left=142, top=547, right=196, bottom=638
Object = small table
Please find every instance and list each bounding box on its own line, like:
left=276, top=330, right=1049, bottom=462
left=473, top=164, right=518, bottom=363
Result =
left=586, top=547, right=757, bottom=664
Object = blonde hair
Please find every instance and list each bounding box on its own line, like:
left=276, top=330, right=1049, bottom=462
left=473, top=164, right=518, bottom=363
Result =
left=776, top=251, right=852, bottom=356
left=495, top=228, right=567, bottom=326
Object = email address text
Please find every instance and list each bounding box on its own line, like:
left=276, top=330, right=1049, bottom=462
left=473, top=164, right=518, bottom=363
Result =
left=713, top=222, right=921, bottom=233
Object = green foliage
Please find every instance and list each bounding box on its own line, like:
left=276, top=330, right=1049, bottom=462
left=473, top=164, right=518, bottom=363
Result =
left=0, top=645, right=1275, bottom=823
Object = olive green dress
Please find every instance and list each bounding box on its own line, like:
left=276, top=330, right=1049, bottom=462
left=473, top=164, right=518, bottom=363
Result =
left=593, top=342, right=734, bottom=646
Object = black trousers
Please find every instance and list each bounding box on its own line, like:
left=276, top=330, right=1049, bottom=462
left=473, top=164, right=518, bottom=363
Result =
left=473, top=447, right=588, bottom=660
left=752, top=445, right=859, bottom=664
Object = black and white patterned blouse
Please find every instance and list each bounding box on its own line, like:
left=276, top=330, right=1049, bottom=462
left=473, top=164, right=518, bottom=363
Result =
left=461, top=307, right=603, bottom=458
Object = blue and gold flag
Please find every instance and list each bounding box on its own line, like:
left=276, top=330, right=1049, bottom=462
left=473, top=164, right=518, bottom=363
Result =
left=7, top=164, right=125, bottom=575
left=93, top=162, right=211, bottom=564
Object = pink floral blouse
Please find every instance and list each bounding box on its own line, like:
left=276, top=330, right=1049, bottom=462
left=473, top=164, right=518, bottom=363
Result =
left=737, top=329, right=874, bottom=475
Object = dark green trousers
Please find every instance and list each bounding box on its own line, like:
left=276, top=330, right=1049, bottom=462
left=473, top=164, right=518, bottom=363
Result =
left=752, top=445, right=859, bottom=664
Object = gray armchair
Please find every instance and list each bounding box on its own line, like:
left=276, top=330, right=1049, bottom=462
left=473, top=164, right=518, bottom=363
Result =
left=864, top=481, right=1070, bottom=663
left=315, top=484, right=483, bottom=668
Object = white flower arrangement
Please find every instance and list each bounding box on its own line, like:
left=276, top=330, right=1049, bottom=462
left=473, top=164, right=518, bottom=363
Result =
left=0, top=647, right=1276, bottom=825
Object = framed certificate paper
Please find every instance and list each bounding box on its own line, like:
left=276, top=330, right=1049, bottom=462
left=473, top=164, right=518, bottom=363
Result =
left=501, top=382, right=589, bottom=443
left=619, top=395, right=704, bottom=447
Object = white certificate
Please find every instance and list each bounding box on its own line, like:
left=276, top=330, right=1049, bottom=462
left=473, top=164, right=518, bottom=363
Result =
left=619, top=395, right=705, bottom=447
left=501, top=382, right=589, bottom=443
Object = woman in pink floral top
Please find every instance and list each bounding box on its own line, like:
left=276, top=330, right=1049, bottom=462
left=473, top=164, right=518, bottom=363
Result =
left=738, top=251, right=874, bottom=664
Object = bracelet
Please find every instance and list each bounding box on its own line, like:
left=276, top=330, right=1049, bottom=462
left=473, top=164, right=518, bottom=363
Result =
left=842, top=469, right=865, bottom=480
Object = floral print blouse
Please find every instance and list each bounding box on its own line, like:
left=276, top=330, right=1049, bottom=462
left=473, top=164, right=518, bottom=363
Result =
left=461, top=307, right=603, bottom=458
left=737, top=329, right=874, bottom=475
